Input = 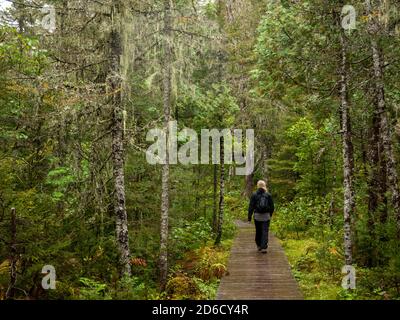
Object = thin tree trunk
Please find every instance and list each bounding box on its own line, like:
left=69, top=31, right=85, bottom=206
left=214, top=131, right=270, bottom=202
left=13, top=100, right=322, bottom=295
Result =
left=194, top=166, right=201, bottom=220
left=360, top=127, right=368, bottom=175
left=329, top=139, right=338, bottom=228
left=215, top=136, right=225, bottom=245
left=366, top=105, right=388, bottom=265
left=159, top=0, right=172, bottom=291
left=212, top=164, right=218, bottom=231
left=339, top=27, right=355, bottom=266
left=368, top=109, right=381, bottom=216
left=261, top=148, right=270, bottom=186
left=371, top=40, right=400, bottom=236
left=214, top=0, right=226, bottom=246
left=379, top=143, right=389, bottom=224
left=366, top=106, right=382, bottom=266
left=109, top=1, right=130, bottom=277
left=244, top=173, right=254, bottom=199
left=6, top=208, right=17, bottom=299
left=367, top=0, right=400, bottom=237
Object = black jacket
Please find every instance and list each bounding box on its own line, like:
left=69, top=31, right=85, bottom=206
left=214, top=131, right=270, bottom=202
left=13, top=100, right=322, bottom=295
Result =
left=248, top=188, right=275, bottom=222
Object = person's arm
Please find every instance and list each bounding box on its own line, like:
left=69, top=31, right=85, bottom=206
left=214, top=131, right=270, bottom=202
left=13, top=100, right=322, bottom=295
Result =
left=248, top=194, right=256, bottom=222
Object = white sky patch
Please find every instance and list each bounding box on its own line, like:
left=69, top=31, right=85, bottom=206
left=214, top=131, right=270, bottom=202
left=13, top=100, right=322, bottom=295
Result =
left=0, top=0, right=12, bottom=10
left=0, top=0, right=12, bottom=25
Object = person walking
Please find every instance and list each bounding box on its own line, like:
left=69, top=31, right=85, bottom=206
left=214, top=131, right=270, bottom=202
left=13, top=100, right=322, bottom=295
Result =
left=248, top=180, right=274, bottom=254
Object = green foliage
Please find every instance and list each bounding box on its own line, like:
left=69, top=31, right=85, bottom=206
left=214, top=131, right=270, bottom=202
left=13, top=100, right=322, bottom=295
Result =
left=282, top=237, right=344, bottom=300
left=46, top=165, right=76, bottom=201
left=278, top=196, right=400, bottom=300
left=0, top=2, right=244, bottom=302
left=194, top=246, right=228, bottom=281
left=286, top=117, right=337, bottom=196
left=177, top=84, right=240, bottom=130
left=78, top=277, right=112, bottom=300
left=0, top=27, right=49, bottom=77
left=111, top=275, right=149, bottom=300
left=272, top=196, right=335, bottom=239
left=166, top=273, right=200, bottom=300
left=170, top=217, right=213, bottom=259
left=1, top=0, right=400, bottom=302
left=165, top=240, right=231, bottom=300
left=192, top=277, right=219, bottom=300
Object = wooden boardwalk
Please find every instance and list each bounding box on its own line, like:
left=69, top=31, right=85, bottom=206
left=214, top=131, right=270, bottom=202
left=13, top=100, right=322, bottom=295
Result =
left=217, top=220, right=303, bottom=300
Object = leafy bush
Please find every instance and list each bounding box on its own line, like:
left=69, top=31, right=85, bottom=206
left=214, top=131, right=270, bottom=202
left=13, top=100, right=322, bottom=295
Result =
left=166, top=273, right=199, bottom=300
left=78, top=277, right=111, bottom=300
left=194, top=246, right=228, bottom=281
left=111, top=275, right=149, bottom=300
left=272, top=196, right=333, bottom=239
left=170, top=217, right=212, bottom=259
left=192, top=277, right=219, bottom=300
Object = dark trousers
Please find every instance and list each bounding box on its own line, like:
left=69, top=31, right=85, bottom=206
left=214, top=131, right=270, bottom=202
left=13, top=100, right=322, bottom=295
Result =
left=255, top=220, right=270, bottom=250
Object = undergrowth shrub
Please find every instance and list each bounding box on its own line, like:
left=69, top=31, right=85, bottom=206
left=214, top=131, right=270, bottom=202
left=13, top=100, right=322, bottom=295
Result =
left=170, top=217, right=212, bottom=260
left=78, top=277, right=111, bottom=300
left=194, top=246, right=228, bottom=281
left=166, top=273, right=200, bottom=300
left=273, top=196, right=332, bottom=238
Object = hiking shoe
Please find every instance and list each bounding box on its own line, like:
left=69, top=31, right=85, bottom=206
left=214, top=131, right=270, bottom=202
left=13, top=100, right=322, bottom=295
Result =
left=261, top=248, right=267, bottom=254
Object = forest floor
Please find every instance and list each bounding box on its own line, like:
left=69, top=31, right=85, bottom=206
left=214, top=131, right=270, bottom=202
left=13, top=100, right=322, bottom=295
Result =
left=280, top=235, right=399, bottom=300
left=280, top=237, right=343, bottom=299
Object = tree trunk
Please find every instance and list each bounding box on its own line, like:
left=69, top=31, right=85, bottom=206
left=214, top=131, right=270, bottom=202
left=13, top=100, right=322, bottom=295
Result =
left=244, top=173, right=254, bottom=199
left=194, top=166, right=201, bottom=220
left=109, top=1, right=131, bottom=277
left=339, top=27, right=355, bottom=266
left=379, top=143, right=389, bottom=225
left=366, top=106, right=384, bottom=266
left=371, top=40, right=400, bottom=236
left=329, top=139, right=338, bottom=228
left=212, top=164, right=218, bottom=232
left=261, top=148, right=270, bottom=186
left=371, top=39, right=400, bottom=237
left=215, top=136, right=225, bottom=245
left=6, top=208, right=17, bottom=299
left=367, top=0, right=400, bottom=237
left=159, top=0, right=172, bottom=291
left=368, top=110, right=381, bottom=218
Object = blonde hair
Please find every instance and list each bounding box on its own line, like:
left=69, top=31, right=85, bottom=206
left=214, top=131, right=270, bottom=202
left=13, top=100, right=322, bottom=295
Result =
left=257, top=180, right=268, bottom=191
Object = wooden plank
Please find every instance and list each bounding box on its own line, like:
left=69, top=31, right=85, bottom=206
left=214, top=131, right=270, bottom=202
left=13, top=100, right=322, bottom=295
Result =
left=216, top=220, right=303, bottom=300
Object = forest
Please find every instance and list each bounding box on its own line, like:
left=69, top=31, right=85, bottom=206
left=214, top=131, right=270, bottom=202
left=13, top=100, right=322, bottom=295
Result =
left=0, top=0, right=400, bottom=300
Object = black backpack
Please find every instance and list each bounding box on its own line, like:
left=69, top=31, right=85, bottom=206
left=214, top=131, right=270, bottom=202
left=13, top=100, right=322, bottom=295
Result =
left=256, top=193, right=271, bottom=214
